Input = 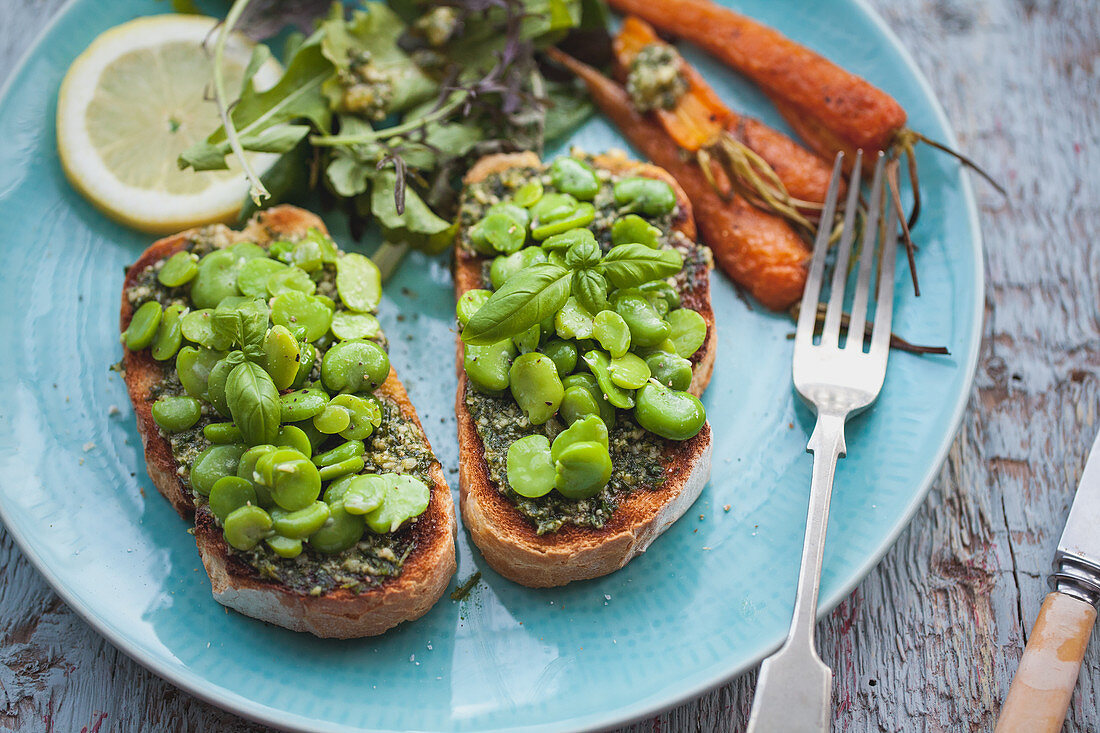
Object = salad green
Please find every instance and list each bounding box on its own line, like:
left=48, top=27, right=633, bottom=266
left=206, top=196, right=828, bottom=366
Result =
left=180, top=0, right=599, bottom=271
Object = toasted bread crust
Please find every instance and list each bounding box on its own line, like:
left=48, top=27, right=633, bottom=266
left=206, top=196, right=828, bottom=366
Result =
left=455, top=153, right=715, bottom=587
left=121, top=206, right=456, bottom=637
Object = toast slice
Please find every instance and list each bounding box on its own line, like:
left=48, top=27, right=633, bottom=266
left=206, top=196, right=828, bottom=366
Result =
left=121, top=206, right=456, bottom=637
left=454, top=152, right=715, bottom=587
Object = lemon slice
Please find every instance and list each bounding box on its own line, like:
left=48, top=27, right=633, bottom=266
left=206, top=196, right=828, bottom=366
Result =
left=57, top=15, right=283, bottom=233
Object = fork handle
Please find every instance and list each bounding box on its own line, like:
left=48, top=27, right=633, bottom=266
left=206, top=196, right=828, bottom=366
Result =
left=790, top=411, right=847, bottom=654
left=747, top=411, right=847, bottom=733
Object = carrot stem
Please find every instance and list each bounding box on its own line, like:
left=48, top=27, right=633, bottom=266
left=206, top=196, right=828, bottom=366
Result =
left=886, top=159, right=920, bottom=296
left=546, top=47, right=810, bottom=310
left=613, top=15, right=835, bottom=233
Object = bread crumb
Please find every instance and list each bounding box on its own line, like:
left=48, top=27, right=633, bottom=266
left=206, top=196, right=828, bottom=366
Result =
left=108, top=405, right=121, bottom=416
left=82, top=441, right=96, bottom=452
left=723, top=505, right=731, bottom=512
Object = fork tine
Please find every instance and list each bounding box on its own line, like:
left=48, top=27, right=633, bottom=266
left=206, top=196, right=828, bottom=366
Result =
left=795, top=153, right=845, bottom=344
left=869, top=165, right=900, bottom=358
left=846, top=153, right=888, bottom=348
left=820, top=150, right=864, bottom=347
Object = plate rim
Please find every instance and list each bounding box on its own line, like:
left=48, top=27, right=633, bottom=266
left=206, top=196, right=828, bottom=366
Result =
left=0, top=0, right=984, bottom=730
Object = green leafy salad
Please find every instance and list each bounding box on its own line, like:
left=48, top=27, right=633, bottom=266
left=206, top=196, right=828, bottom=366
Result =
left=180, top=0, right=600, bottom=270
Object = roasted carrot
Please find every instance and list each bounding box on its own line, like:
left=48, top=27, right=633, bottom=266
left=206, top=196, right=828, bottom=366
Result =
left=766, top=94, right=862, bottom=168
left=607, top=0, right=907, bottom=155
left=547, top=47, right=809, bottom=310
left=614, top=15, right=838, bottom=208
left=614, top=16, right=731, bottom=150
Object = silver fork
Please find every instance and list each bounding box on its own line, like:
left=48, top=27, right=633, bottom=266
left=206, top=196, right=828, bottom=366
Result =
left=746, top=150, right=899, bottom=733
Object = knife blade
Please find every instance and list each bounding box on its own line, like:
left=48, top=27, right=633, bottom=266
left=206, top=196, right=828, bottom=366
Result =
left=1057, top=429, right=1100, bottom=579
left=995, top=429, right=1100, bottom=733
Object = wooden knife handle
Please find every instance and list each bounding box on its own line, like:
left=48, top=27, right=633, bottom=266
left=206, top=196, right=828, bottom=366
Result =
left=995, top=591, right=1096, bottom=733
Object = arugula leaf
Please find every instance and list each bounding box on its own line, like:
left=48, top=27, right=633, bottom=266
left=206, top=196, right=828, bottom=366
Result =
left=543, top=79, right=594, bottom=142
left=326, top=155, right=373, bottom=198
left=283, top=31, right=306, bottom=62
left=462, top=263, right=571, bottom=345
left=221, top=33, right=332, bottom=134
left=179, top=35, right=333, bottom=172
left=323, top=118, right=381, bottom=198
left=370, top=169, right=452, bottom=237
left=397, top=105, right=484, bottom=169
left=240, top=44, right=274, bottom=92
left=319, top=3, right=437, bottom=113
left=238, top=124, right=312, bottom=153
left=572, top=269, right=608, bottom=314
left=598, top=244, right=683, bottom=289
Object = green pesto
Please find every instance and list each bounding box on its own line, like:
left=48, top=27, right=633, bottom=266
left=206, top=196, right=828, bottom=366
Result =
left=626, top=43, right=689, bottom=113
left=124, top=225, right=420, bottom=593
left=238, top=528, right=414, bottom=595
left=464, top=388, right=666, bottom=535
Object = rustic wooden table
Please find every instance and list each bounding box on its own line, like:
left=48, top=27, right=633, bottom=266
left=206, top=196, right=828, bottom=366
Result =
left=3, top=0, right=1098, bottom=730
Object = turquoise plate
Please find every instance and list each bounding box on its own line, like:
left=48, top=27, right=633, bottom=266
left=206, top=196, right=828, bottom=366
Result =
left=0, top=0, right=981, bottom=730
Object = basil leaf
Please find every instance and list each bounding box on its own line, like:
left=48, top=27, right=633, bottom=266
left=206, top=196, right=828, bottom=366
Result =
left=573, top=270, right=609, bottom=315
left=211, top=298, right=269, bottom=351
left=598, top=244, right=682, bottom=289
left=462, top=264, right=571, bottom=345
left=226, top=362, right=281, bottom=446
left=565, top=239, right=601, bottom=270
